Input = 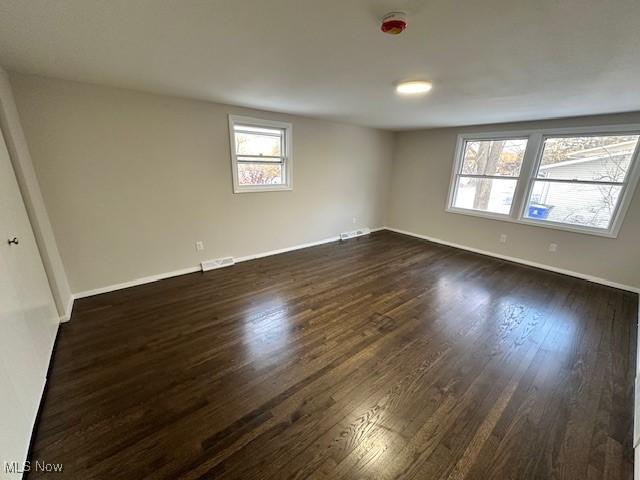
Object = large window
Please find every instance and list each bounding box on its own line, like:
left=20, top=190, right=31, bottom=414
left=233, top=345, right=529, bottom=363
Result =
left=228, top=115, right=292, bottom=193
left=447, top=127, right=640, bottom=237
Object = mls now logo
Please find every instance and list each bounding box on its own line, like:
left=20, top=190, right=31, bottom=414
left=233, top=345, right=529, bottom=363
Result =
left=5, top=460, right=64, bottom=473
left=4, top=462, right=26, bottom=474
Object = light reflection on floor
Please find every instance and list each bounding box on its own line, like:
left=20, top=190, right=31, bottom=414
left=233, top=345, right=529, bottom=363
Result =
left=241, top=295, right=292, bottom=361
left=433, top=273, right=578, bottom=373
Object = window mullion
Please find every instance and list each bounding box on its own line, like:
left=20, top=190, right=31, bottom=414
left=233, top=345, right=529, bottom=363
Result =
left=457, top=174, right=519, bottom=180
left=235, top=154, right=283, bottom=159
left=512, top=133, right=543, bottom=220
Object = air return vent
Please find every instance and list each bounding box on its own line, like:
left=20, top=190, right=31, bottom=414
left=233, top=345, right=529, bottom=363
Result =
left=340, top=227, right=371, bottom=241
left=201, top=256, right=235, bottom=272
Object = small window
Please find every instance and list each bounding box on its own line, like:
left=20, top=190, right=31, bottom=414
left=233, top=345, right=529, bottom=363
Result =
left=450, top=138, right=528, bottom=216
left=524, top=134, right=640, bottom=231
left=228, top=115, right=292, bottom=193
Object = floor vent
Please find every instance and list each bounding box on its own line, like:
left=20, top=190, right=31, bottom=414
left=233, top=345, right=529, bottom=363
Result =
left=201, top=257, right=235, bottom=272
left=340, top=227, right=371, bottom=241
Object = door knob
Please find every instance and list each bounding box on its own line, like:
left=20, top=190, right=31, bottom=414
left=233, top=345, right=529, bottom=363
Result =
left=7, top=237, right=19, bottom=245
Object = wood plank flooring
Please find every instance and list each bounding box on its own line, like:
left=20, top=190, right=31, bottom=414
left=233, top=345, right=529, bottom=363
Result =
left=28, top=231, right=637, bottom=479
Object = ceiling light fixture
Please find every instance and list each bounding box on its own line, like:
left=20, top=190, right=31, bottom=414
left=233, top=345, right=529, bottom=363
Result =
left=396, top=80, right=433, bottom=95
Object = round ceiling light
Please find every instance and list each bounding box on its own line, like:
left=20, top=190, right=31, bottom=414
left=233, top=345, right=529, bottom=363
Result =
left=396, top=80, right=433, bottom=95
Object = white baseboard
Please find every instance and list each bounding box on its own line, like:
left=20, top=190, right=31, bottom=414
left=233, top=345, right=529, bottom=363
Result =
left=63, top=225, right=639, bottom=311
left=73, top=266, right=202, bottom=299
left=71, top=227, right=384, bottom=301
left=235, top=235, right=339, bottom=263
left=59, top=295, right=75, bottom=323
left=384, top=226, right=640, bottom=294
left=235, top=227, right=385, bottom=263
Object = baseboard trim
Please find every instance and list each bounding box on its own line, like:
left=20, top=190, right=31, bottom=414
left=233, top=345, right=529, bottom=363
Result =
left=72, top=228, right=385, bottom=300
left=235, top=235, right=339, bottom=263
left=59, top=295, right=75, bottom=323
left=73, top=266, right=202, bottom=299
left=384, top=226, right=640, bottom=294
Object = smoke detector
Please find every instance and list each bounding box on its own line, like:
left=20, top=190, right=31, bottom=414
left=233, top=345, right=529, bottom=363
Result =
left=380, top=12, right=407, bottom=35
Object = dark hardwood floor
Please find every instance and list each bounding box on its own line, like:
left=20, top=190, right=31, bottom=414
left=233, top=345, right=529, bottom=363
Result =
left=28, top=231, right=637, bottom=479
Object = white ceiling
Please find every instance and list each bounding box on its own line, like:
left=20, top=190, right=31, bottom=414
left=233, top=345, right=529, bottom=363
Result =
left=0, top=0, right=639, bottom=130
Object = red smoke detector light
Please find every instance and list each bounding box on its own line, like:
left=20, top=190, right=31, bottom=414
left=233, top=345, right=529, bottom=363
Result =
left=381, top=12, right=407, bottom=35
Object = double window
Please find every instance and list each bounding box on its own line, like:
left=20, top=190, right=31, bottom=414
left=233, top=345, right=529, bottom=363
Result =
left=229, top=115, right=292, bottom=193
left=447, top=126, right=640, bottom=237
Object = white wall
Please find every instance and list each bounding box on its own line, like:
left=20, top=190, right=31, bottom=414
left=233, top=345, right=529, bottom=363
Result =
left=10, top=74, right=393, bottom=295
left=388, top=112, right=640, bottom=290
left=0, top=68, right=72, bottom=320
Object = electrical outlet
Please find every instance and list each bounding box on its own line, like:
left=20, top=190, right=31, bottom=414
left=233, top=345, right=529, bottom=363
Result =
left=195, top=241, right=204, bottom=252
left=548, top=243, right=558, bottom=253
left=499, top=234, right=507, bottom=244
left=352, top=217, right=357, bottom=224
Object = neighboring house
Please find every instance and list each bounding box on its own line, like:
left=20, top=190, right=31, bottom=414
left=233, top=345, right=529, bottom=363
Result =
left=533, top=141, right=636, bottom=228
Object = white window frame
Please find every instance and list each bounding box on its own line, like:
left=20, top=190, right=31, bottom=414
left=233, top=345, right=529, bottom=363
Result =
left=228, top=115, right=293, bottom=193
left=447, top=132, right=531, bottom=222
left=446, top=124, right=640, bottom=238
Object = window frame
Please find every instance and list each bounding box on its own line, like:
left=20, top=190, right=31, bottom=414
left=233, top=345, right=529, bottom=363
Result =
left=446, top=125, right=640, bottom=238
left=228, top=115, right=293, bottom=193
left=447, top=132, right=531, bottom=221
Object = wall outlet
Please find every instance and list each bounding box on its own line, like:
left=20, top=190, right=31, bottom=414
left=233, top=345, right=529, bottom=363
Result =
left=548, top=243, right=558, bottom=253
left=499, top=234, right=507, bottom=244
left=195, top=241, right=204, bottom=252
left=352, top=217, right=357, bottom=224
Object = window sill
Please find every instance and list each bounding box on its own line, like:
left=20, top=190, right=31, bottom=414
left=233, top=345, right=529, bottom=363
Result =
left=233, top=184, right=293, bottom=194
left=445, top=207, right=619, bottom=238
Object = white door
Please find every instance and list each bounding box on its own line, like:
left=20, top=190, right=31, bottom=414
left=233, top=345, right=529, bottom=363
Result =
left=0, top=126, right=58, bottom=478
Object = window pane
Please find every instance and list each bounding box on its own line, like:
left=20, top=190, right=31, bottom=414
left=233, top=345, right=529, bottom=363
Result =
left=238, top=163, right=284, bottom=186
left=452, top=177, right=517, bottom=214
left=461, top=139, right=527, bottom=177
left=525, top=180, right=622, bottom=229
left=538, top=135, right=639, bottom=182
left=235, top=129, right=282, bottom=157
